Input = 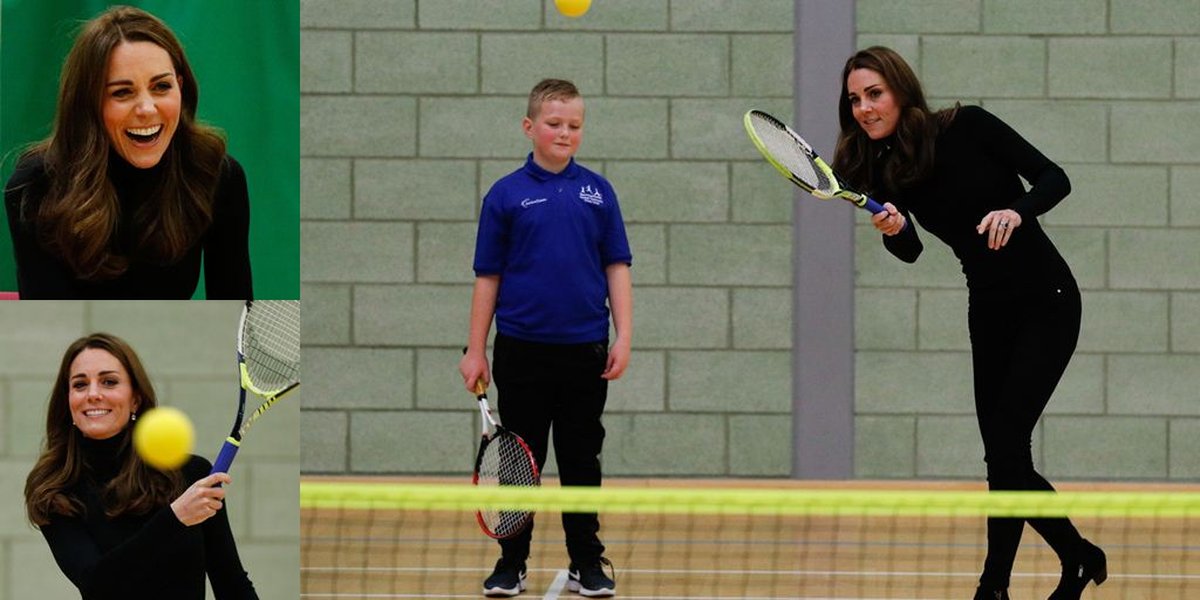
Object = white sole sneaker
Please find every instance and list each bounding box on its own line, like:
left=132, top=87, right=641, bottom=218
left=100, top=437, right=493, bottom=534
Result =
left=482, top=582, right=525, bottom=597
left=483, top=572, right=526, bottom=597
left=566, top=572, right=614, bottom=597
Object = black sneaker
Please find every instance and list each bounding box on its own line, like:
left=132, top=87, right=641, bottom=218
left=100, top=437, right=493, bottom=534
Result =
left=566, top=557, right=615, bottom=597
left=482, top=558, right=526, bottom=597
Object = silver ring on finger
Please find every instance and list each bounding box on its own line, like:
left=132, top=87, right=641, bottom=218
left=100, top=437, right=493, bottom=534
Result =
left=1000, top=221, right=1009, bottom=228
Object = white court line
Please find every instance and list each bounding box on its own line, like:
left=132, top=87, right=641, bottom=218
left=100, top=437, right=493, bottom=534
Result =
left=542, top=569, right=570, bottom=599
left=300, top=565, right=1200, bottom=581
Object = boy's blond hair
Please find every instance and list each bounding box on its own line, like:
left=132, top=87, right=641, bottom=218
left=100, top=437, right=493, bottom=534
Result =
left=526, top=78, right=581, bottom=119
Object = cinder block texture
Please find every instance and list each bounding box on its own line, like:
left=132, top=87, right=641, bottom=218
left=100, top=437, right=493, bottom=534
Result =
left=356, top=32, right=478, bottom=94
left=983, top=0, right=1107, bottom=34
left=729, top=415, right=792, bottom=476
left=1111, top=0, right=1200, bottom=34
left=854, top=416, right=916, bottom=478
left=301, top=0, right=415, bottom=29
left=923, top=37, right=1045, bottom=98
left=1049, top=39, right=1173, bottom=99
left=301, top=158, right=351, bottom=219
left=299, top=0, right=1199, bottom=483
left=1043, top=417, right=1168, bottom=480
left=298, top=0, right=796, bottom=481
left=1172, top=167, right=1200, bottom=226
left=1169, top=419, right=1200, bottom=479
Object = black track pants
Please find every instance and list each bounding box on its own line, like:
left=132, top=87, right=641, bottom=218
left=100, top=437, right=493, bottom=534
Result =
left=491, top=333, right=609, bottom=566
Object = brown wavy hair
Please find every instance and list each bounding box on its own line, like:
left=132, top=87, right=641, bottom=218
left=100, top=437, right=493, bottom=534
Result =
left=832, top=46, right=957, bottom=196
left=17, top=5, right=226, bottom=280
left=24, top=333, right=183, bottom=526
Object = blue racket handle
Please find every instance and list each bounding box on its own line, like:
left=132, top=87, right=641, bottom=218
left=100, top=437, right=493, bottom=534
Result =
left=862, top=196, right=910, bottom=232
left=210, top=438, right=241, bottom=475
left=863, top=196, right=885, bottom=214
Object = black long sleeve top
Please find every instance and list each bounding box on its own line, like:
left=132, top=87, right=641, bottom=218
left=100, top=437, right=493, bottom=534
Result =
left=4, top=153, right=253, bottom=299
left=875, top=106, right=1073, bottom=292
left=39, top=436, right=257, bottom=600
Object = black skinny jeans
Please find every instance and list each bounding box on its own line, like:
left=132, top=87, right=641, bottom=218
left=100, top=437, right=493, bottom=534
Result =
left=491, top=333, right=609, bottom=566
left=968, top=276, right=1085, bottom=588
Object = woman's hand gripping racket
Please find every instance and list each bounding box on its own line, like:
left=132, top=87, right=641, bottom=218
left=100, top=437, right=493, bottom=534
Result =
left=210, top=300, right=301, bottom=475
left=472, top=381, right=540, bottom=539
left=743, top=109, right=905, bottom=230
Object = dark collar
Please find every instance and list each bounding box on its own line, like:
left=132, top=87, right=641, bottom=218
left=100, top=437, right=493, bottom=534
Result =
left=522, top=153, right=580, bottom=182
left=79, top=432, right=130, bottom=480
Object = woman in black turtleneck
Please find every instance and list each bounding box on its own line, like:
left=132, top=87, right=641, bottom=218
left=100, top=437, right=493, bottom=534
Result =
left=2, top=6, right=251, bottom=299
left=24, top=333, right=257, bottom=599
left=833, top=47, right=1105, bottom=600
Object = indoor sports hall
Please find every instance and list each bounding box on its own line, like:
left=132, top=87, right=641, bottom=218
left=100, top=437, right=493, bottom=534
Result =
left=297, top=1, right=1200, bottom=598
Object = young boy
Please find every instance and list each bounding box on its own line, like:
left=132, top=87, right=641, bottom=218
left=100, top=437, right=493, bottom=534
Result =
left=459, top=78, right=632, bottom=598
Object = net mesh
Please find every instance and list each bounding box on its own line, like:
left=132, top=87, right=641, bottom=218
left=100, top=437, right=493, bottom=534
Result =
left=301, top=479, right=1200, bottom=599
left=240, top=300, right=301, bottom=393
left=747, top=111, right=833, bottom=193
left=475, top=433, right=539, bottom=538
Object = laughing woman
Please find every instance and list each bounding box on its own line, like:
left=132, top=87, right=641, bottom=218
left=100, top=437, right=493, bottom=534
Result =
left=3, top=6, right=252, bottom=299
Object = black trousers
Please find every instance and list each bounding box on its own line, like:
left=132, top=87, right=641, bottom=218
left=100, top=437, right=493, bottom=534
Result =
left=968, top=277, right=1085, bottom=588
left=491, top=333, right=609, bottom=565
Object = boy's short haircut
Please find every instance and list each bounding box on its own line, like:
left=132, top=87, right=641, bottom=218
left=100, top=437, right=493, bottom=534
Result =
left=527, top=78, right=581, bottom=119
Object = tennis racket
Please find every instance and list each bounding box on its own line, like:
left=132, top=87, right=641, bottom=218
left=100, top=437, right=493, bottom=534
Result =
left=210, top=300, right=301, bottom=475
left=744, top=109, right=900, bottom=225
left=472, top=380, right=540, bottom=539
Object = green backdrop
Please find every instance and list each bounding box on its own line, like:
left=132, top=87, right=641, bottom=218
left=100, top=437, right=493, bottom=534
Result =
left=0, top=0, right=299, bottom=299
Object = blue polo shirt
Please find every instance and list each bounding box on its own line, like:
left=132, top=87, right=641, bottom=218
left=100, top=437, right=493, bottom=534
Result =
left=474, top=154, right=632, bottom=344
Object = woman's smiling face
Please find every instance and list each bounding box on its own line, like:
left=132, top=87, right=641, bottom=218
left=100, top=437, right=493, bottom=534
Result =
left=846, top=67, right=900, bottom=140
left=102, top=41, right=181, bottom=168
left=68, top=347, right=139, bottom=440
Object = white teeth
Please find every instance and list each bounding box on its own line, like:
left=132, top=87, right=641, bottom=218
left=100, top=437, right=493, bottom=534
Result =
left=127, top=125, right=162, bottom=136
left=84, top=409, right=111, bottom=417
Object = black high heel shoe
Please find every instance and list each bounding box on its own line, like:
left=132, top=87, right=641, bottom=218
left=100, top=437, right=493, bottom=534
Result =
left=1048, top=539, right=1107, bottom=599
left=973, top=587, right=1009, bottom=600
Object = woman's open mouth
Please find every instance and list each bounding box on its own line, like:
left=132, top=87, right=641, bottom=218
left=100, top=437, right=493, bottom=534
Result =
left=125, top=124, right=162, bottom=145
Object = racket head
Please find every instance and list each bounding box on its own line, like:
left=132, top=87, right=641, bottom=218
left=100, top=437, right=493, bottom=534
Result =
left=237, top=300, right=301, bottom=397
left=471, top=387, right=540, bottom=539
left=472, top=430, right=540, bottom=538
left=744, top=109, right=836, bottom=196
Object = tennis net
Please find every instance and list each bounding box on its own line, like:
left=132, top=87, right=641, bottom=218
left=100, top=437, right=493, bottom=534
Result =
left=300, top=479, right=1200, bottom=599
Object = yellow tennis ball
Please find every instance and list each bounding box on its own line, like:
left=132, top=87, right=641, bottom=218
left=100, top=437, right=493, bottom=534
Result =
left=554, top=0, right=591, bottom=18
left=133, top=407, right=194, bottom=470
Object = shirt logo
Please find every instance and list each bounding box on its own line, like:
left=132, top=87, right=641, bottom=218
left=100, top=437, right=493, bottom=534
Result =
left=521, top=197, right=548, bottom=208
left=579, top=185, right=604, bottom=205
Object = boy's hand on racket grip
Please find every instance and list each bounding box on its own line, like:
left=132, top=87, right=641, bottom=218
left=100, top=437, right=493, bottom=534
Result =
left=871, top=202, right=907, bottom=236
left=459, top=347, right=490, bottom=393
left=171, top=473, right=230, bottom=526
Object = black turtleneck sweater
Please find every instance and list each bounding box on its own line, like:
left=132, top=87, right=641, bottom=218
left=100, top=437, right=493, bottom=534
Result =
left=3, top=152, right=253, bottom=299
left=874, top=105, right=1073, bottom=292
left=40, top=435, right=257, bottom=599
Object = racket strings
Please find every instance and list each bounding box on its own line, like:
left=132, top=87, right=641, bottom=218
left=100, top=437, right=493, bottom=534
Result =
left=747, top=113, right=834, bottom=192
left=241, top=300, right=301, bottom=392
left=476, top=433, right=538, bottom=537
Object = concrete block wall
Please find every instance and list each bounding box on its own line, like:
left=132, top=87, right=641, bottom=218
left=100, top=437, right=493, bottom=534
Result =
left=300, top=0, right=1199, bottom=483
left=854, top=0, right=1200, bottom=481
left=300, top=0, right=796, bottom=477
left=0, top=302, right=300, bottom=600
